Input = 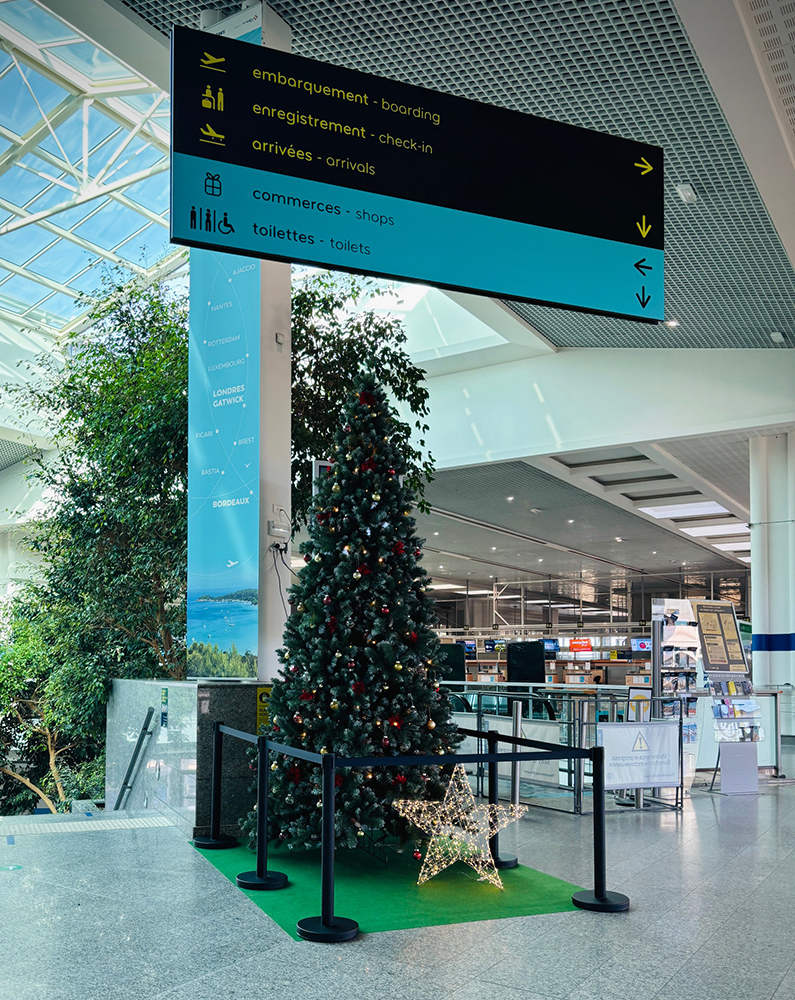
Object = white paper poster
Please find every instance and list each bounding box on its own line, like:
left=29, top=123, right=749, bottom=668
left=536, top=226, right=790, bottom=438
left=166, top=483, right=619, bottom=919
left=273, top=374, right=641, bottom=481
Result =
left=598, top=721, right=680, bottom=790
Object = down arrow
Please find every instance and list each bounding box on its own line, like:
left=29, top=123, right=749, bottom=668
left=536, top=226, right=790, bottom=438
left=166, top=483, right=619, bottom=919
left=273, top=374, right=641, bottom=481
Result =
left=636, top=286, right=651, bottom=309
left=634, top=258, right=653, bottom=276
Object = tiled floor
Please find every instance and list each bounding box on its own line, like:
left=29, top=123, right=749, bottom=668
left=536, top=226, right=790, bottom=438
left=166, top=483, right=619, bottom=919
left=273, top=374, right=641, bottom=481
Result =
left=3, top=766, right=795, bottom=1000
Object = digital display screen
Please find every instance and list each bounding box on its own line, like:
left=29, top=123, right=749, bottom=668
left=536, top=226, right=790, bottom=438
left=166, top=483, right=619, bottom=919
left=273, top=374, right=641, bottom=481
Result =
left=631, top=638, right=652, bottom=652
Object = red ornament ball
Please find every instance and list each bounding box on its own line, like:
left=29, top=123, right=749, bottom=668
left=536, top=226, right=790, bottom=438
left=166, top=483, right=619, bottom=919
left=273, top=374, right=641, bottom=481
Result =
left=303, top=554, right=311, bottom=563
left=413, top=849, right=422, bottom=861
left=414, top=549, right=422, bottom=557
left=388, top=468, right=396, bottom=476
left=352, top=680, right=365, bottom=694
left=392, top=541, right=405, bottom=555
left=348, top=660, right=356, bottom=669
left=381, top=605, right=390, bottom=615
left=381, top=736, right=390, bottom=747
left=323, top=595, right=332, bottom=605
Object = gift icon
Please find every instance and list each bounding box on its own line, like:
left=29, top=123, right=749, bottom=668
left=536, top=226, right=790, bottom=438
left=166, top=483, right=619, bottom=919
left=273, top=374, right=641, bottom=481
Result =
left=204, top=172, right=221, bottom=196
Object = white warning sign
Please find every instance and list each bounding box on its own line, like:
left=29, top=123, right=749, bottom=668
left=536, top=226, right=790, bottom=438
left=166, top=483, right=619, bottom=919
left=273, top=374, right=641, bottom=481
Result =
left=598, top=721, right=680, bottom=790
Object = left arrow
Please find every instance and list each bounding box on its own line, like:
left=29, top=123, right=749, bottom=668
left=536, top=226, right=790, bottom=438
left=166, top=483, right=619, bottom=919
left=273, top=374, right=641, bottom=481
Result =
left=634, top=258, right=653, bottom=276
left=636, top=286, right=651, bottom=309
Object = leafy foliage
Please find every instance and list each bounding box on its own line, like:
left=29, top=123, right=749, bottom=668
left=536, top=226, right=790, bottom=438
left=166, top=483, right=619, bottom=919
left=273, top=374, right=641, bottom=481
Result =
left=0, top=588, right=107, bottom=813
left=187, top=641, right=256, bottom=677
left=241, top=378, right=457, bottom=850
left=291, top=271, right=433, bottom=529
left=14, top=279, right=189, bottom=680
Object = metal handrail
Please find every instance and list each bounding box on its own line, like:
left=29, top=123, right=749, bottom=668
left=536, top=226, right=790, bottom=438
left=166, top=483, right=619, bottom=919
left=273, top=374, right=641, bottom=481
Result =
left=113, top=706, right=155, bottom=811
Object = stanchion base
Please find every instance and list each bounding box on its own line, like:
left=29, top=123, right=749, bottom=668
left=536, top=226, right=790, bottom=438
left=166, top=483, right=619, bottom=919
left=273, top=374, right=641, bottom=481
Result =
left=572, top=890, right=630, bottom=913
left=296, top=916, right=360, bottom=942
left=494, top=854, right=519, bottom=869
left=193, top=834, right=238, bottom=850
left=236, top=869, right=288, bottom=890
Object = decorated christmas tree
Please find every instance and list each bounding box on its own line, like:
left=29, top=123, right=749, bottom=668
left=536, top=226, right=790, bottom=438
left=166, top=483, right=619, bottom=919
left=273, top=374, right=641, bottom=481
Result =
left=258, top=377, right=459, bottom=850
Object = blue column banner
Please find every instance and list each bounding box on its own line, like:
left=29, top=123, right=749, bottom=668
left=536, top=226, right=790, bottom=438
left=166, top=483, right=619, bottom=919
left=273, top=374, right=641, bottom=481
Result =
left=187, top=249, right=260, bottom=676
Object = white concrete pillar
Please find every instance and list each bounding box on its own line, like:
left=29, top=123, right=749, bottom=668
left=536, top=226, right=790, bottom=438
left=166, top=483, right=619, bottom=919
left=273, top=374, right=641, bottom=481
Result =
left=257, top=9, right=292, bottom=681
left=749, top=434, right=795, bottom=692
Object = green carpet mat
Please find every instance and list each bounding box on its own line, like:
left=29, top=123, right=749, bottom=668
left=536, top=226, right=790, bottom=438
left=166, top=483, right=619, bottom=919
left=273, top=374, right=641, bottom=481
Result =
left=194, top=842, right=582, bottom=939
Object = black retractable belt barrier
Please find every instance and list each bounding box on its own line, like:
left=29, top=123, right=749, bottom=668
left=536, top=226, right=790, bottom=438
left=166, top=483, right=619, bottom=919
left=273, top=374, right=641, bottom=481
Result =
left=193, top=720, right=238, bottom=849
left=296, top=753, right=360, bottom=942
left=236, top=737, right=288, bottom=890
left=571, top=746, right=629, bottom=913
left=485, top=730, right=518, bottom=869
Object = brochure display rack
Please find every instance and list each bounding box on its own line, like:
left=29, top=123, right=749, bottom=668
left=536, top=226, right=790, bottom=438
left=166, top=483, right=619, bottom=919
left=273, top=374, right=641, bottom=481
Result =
left=651, top=600, right=700, bottom=745
left=692, top=600, right=764, bottom=746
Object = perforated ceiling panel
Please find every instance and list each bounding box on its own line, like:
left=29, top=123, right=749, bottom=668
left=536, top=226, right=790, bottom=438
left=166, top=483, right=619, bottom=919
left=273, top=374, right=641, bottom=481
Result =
left=0, top=439, right=33, bottom=473
left=426, top=461, right=741, bottom=573
left=119, top=0, right=795, bottom=348
left=660, top=423, right=795, bottom=510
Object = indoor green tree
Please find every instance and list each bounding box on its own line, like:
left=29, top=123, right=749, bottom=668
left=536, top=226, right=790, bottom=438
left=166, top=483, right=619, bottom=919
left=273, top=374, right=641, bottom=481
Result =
left=0, top=587, right=108, bottom=813
left=13, top=278, right=189, bottom=680
left=243, top=378, right=458, bottom=850
left=291, top=271, right=434, bottom=529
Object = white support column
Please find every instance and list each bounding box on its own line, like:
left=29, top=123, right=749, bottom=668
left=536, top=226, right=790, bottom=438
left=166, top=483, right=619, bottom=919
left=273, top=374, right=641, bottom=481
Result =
left=258, top=259, right=292, bottom=680
left=257, top=9, right=292, bottom=681
left=749, top=435, right=795, bottom=708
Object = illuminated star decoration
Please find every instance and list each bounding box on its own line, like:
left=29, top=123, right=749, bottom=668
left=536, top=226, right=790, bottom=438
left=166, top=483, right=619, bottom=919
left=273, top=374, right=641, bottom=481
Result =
left=393, top=763, right=527, bottom=890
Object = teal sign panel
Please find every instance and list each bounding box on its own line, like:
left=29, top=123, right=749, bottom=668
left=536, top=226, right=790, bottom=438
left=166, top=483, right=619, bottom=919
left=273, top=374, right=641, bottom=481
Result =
left=171, top=26, right=664, bottom=322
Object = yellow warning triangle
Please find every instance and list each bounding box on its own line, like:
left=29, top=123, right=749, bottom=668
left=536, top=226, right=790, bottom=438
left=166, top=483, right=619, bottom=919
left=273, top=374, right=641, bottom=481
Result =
left=632, top=731, right=650, bottom=752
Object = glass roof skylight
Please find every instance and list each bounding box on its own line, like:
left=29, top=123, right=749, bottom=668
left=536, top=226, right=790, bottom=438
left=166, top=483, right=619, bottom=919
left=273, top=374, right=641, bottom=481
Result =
left=0, top=0, right=181, bottom=349
left=637, top=501, right=729, bottom=519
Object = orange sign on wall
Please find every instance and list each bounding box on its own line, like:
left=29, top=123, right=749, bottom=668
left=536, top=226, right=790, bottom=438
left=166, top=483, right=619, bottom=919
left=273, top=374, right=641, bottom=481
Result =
left=570, top=638, right=593, bottom=653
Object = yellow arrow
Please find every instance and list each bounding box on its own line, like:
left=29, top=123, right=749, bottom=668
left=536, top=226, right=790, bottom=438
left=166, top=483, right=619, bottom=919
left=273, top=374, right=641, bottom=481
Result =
left=634, top=157, right=653, bottom=175
left=637, top=216, right=652, bottom=238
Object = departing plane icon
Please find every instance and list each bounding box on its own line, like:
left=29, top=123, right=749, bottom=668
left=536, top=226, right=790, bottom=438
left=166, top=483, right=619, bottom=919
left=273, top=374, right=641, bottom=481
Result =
left=201, top=52, right=226, bottom=72
left=200, top=124, right=225, bottom=146
left=226, top=559, right=239, bottom=568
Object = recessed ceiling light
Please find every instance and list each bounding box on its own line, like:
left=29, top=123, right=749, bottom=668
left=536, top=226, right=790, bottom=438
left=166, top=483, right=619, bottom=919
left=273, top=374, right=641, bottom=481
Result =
left=568, top=519, right=574, bottom=524
left=770, top=331, right=786, bottom=345
left=438, top=565, right=444, bottom=569
left=665, top=319, right=679, bottom=327
left=433, top=531, right=439, bottom=536
left=681, top=523, right=749, bottom=537
left=530, top=508, right=541, bottom=514
left=615, top=537, right=623, bottom=543
left=538, top=558, right=543, bottom=562
left=713, top=541, right=752, bottom=552
left=652, top=550, right=657, bottom=555
left=491, top=546, right=497, bottom=551
left=489, top=575, right=494, bottom=579
left=675, top=183, right=697, bottom=204
left=506, top=495, right=515, bottom=502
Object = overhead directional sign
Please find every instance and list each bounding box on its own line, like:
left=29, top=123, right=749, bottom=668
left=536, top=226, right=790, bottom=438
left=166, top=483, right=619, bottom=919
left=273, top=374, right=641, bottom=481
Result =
left=170, top=26, right=664, bottom=321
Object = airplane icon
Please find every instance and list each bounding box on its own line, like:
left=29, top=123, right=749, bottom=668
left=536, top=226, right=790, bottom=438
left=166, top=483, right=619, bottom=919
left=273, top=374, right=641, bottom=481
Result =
left=200, top=124, right=225, bottom=146
left=201, top=52, right=226, bottom=72
left=227, top=559, right=239, bottom=568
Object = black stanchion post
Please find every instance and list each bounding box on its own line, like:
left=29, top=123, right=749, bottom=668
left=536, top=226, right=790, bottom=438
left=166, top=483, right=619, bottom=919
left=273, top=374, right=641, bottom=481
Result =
left=193, top=720, right=237, bottom=850
left=572, top=746, right=630, bottom=912
left=297, top=753, right=359, bottom=942
left=237, top=736, right=288, bottom=890
left=487, top=731, right=517, bottom=869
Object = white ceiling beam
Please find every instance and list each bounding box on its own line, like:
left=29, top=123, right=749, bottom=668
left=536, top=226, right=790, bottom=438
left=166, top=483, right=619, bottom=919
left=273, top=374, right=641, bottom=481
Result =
left=559, top=458, right=661, bottom=478
left=600, top=478, right=683, bottom=494
left=673, top=0, right=795, bottom=269
left=525, top=454, right=747, bottom=568
left=42, top=0, right=170, bottom=92
left=639, top=441, right=750, bottom=520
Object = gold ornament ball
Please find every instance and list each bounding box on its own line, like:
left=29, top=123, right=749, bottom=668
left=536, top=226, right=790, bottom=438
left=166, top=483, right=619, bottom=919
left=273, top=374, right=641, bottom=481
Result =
left=427, top=719, right=436, bottom=730
left=394, top=662, right=403, bottom=671
left=332, top=483, right=341, bottom=493
left=330, top=700, right=339, bottom=710
left=357, top=829, right=365, bottom=837
left=353, top=571, right=362, bottom=580
left=372, top=493, right=381, bottom=501
left=320, top=747, right=328, bottom=755
left=271, top=761, right=278, bottom=771
left=297, top=603, right=305, bottom=612
left=346, top=453, right=353, bottom=460
left=313, top=553, right=322, bottom=562
left=334, top=651, right=343, bottom=658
